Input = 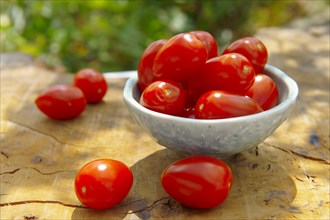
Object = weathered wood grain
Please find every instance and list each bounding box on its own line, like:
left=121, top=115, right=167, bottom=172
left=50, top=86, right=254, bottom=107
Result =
left=1, top=23, right=329, bottom=219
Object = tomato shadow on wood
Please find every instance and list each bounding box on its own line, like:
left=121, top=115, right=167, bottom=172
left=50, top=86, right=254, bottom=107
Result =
left=73, top=146, right=298, bottom=219
left=70, top=148, right=181, bottom=220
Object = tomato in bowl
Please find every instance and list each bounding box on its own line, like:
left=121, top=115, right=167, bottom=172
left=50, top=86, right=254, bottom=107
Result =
left=123, top=64, right=298, bottom=158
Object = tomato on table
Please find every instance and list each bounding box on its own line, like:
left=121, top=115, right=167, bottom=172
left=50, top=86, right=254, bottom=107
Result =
left=190, top=30, right=218, bottom=59
left=74, top=159, right=133, bottom=210
left=188, top=53, right=255, bottom=104
left=140, top=80, right=188, bottom=116
left=73, top=68, right=108, bottom=103
left=246, top=74, right=279, bottom=110
left=161, top=156, right=233, bottom=209
left=35, top=84, right=86, bottom=120
left=195, top=90, right=263, bottom=119
left=222, top=37, right=268, bottom=73
left=137, top=39, right=168, bottom=92
left=153, top=32, right=207, bottom=86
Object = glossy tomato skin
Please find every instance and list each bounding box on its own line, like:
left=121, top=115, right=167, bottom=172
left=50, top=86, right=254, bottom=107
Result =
left=190, top=30, right=218, bottom=59
left=74, top=159, right=133, bottom=210
left=35, top=85, right=86, bottom=120
left=161, top=156, right=233, bottom=209
left=195, top=90, right=263, bottom=119
left=222, top=37, right=268, bottom=73
left=181, top=107, right=196, bottom=119
left=73, top=68, right=108, bottom=103
left=153, top=33, right=207, bottom=85
left=137, top=39, right=168, bottom=92
left=245, top=74, right=279, bottom=110
left=188, top=53, right=255, bottom=104
left=140, top=80, right=188, bottom=116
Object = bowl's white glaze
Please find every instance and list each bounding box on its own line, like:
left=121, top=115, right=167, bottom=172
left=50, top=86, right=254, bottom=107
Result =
left=123, top=64, right=299, bottom=158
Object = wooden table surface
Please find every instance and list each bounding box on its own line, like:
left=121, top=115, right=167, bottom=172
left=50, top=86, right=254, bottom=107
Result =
left=1, top=23, right=329, bottom=219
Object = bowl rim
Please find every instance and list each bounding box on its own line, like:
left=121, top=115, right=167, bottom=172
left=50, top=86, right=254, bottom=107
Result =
left=123, top=64, right=299, bottom=124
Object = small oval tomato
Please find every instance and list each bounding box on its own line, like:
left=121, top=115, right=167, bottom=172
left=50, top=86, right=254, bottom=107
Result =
left=222, top=37, right=268, bottom=73
left=188, top=53, right=255, bottom=104
left=245, top=74, right=279, bottom=110
left=195, top=90, right=263, bottom=119
left=140, top=80, right=188, bottom=116
left=73, top=68, right=108, bottom=103
left=161, top=156, right=233, bottom=209
left=35, top=85, right=86, bottom=120
left=137, top=39, right=168, bottom=92
left=190, top=30, right=218, bottom=59
left=74, top=159, right=133, bottom=210
left=153, top=33, right=207, bottom=85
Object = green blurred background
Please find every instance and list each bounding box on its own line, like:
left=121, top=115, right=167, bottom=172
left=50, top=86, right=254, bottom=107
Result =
left=0, top=0, right=328, bottom=73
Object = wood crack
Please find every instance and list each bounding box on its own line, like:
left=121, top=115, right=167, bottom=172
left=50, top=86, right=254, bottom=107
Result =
left=1, top=151, right=9, bottom=158
left=6, top=120, right=83, bottom=148
left=0, top=167, right=75, bottom=176
left=263, top=142, right=330, bottom=164
left=0, top=197, right=172, bottom=213
left=125, top=197, right=171, bottom=214
left=0, top=168, right=20, bottom=175
left=0, top=200, right=87, bottom=209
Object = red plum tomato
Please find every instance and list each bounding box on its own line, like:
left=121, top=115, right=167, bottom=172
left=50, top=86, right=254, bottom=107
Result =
left=140, top=80, right=188, bottom=116
left=195, top=90, right=263, bottom=119
left=222, top=37, right=268, bottom=73
left=73, top=68, right=108, bottom=103
left=74, top=159, right=133, bottom=210
left=161, top=156, right=233, bottom=209
left=137, top=39, right=168, bottom=92
left=188, top=53, right=255, bottom=104
left=181, top=107, right=196, bottom=119
left=35, top=84, right=86, bottom=120
left=153, top=33, right=207, bottom=85
left=190, top=30, right=218, bottom=59
left=246, top=74, right=279, bottom=110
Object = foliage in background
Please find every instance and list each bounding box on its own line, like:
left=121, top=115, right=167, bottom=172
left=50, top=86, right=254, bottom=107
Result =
left=0, top=0, right=319, bottom=73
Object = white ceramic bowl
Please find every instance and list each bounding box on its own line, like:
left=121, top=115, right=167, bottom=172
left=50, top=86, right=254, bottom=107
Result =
left=123, top=64, right=298, bottom=158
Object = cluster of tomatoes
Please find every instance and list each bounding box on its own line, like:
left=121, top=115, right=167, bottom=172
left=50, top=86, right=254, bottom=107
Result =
left=74, top=156, right=233, bottom=210
left=35, top=73, right=233, bottom=210
left=34, top=31, right=281, bottom=211
left=138, top=31, right=279, bottom=119
left=35, top=68, right=108, bottom=120
left=34, top=58, right=233, bottom=210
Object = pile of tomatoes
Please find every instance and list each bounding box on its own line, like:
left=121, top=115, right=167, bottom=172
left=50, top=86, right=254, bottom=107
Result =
left=138, top=31, right=279, bottom=119
left=33, top=31, right=279, bottom=212
left=34, top=57, right=233, bottom=211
